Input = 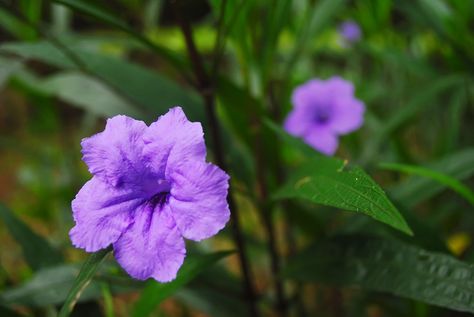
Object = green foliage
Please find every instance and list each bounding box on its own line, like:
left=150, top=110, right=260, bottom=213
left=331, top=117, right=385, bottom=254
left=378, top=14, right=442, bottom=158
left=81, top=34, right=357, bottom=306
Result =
left=284, top=234, right=474, bottom=313
left=132, top=251, right=234, bottom=317
left=58, top=248, right=111, bottom=317
left=381, top=162, right=474, bottom=207
left=0, top=0, right=473, bottom=316
left=274, top=156, right=412, bottom=235
left=0, top=204, right=63, bottom=271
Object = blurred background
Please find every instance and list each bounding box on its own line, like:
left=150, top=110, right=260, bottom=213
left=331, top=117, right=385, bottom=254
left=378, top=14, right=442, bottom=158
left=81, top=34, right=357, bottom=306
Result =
left=0, top=0, right=473, bottom=316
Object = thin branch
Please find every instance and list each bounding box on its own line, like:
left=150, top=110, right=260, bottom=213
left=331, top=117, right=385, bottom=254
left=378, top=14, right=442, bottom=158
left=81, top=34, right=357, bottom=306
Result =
left=172, top=2, right=260, bottom=317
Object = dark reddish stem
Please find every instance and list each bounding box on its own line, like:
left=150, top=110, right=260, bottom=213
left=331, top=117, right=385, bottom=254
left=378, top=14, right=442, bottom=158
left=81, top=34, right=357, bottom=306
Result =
left=172, top=2, right=260, bottom=317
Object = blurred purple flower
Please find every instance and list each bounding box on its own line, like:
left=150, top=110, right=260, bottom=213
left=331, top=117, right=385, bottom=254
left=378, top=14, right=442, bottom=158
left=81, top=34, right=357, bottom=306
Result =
left=70, top=107, right=230, bottom=282
left=284, top=77, right=365, bottom=155
left=339, top=20, right=362, bottom=43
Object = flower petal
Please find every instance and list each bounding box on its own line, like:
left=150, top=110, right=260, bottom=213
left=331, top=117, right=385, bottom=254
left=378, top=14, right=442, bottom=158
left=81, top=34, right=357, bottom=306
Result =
left=81, top=115, right=148, bottom=187
left=70, top=177, right=145, bottom=252
left=329, top=98, right=365, bottom=134
left=114, top=204, right=185, bottom=282
left=169, top=161, right=230, bottom=241
left=303, top=127, right=339, bottom=155
left=143, top=107, right=206, bottom=178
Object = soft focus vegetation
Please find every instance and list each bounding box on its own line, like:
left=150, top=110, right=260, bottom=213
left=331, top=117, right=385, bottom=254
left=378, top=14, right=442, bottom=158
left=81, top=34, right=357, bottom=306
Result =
left=0, top=0, right=473, bottom=316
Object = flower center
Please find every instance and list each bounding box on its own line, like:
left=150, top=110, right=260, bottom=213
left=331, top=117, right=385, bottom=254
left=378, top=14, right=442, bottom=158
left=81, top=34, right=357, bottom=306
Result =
left=148, top=179, right=171, bottom=210
left=149, top=191, right=170, bottom=209
left=314, top=106, right=332, bottom=124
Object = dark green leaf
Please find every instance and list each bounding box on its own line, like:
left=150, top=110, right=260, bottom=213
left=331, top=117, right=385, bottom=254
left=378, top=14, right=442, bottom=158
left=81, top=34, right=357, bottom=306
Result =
left=274, top=157, right=412, bottom=235
left=58, top=248, right=110, bottom=317
left=132, top=251, right=233, bottom=317
left=381, top=162, right=474, bottom=207
left=0, top=203, right=63, bottom=271
left=0, top=305, right=24, bottom=317
left=284, top=234, right=474, bottom=313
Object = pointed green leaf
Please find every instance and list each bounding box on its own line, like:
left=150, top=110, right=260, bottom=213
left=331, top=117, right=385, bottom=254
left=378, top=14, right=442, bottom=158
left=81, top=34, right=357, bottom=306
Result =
left=388, top=148, right=474, bottom=207
left=274, top=157, right=412, bottom=235
left=132, top=251, right=234, bottom=317
left=0, top=203, right=63, bottom=271
left=284, top=234, right=474, bottom=313
left=381, top=162, right=474, bottom=207
left=58, top=248, right=111, bottom=317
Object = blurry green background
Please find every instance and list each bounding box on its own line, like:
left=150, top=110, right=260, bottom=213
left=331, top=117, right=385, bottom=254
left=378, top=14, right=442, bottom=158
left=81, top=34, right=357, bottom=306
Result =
left=0, top=0, right=473, bottom=316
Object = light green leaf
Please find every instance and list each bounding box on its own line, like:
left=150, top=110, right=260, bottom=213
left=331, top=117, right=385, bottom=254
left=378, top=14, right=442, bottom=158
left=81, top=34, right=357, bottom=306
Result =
left=0, top=203, right=63, bottom=271
left=274, top=157, right=412, bottom=235
left=51, top=0, right=182, bottom=67
left=286, top=0, right=346, bottom=72
left=389, top=148, right=474, bottom=207
left=0, top=263, right=138, bottom=307
left=284, top=234, right=474, bottom=313
left=381, top=162, right=474, bottom=207
left=132, top=251, right=234, bottom=317
left=38, top=72, right=144, bottom=118
left=0, top=265, right=99, bottom=307
left=0, top=41, right=203, bottom=121
left=53, top=0, right=129, bottom=30
left=58, top=248, right=111, bottom=317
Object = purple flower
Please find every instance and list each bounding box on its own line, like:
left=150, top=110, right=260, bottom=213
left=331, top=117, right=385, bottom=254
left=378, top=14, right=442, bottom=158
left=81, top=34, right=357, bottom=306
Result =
left=284, top=77, right=365, bottom=155
left=339, top=20, right=362, bottom=43
left=70, top=107, right=230, bottom=282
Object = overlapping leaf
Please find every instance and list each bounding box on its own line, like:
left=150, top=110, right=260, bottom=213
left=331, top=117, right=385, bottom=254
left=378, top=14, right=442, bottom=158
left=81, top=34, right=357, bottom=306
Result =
left=284, top=234, right=474, bottom=313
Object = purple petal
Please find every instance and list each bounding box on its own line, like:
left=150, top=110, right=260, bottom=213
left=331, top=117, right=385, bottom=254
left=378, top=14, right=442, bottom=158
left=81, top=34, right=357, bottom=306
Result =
left=169, top=161, right=230, bottom=241
left=303, top=127, right=339, bottom=155
left=81, top=115, right=148, bottom=187
left=329, top=98, right=365, bottom=134
left=70, top=177, right=145, bottom=252
left=327, top=76, right=354, bottom=97
left=114, top=203, right=185, bottom=282
left=283, top=107, right=315, bottom=137
left=143, top=107, right=206, bottom=178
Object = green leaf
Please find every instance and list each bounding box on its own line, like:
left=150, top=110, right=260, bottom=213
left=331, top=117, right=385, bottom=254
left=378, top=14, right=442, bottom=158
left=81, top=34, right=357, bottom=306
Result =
left=274, top=157, right=412, bottom=235
left=389, top=148, right=474, bottom=207
left=53, top=0, right=129, bottom=30
left=51, top=0, right=182, bottom=67
left=38, top=72, right=145, bottom=119
left=286, top=0, right=346, bottom=72
left=0, top=265, right=99, bottom=307
left=0, top=305, right=24, bottom=317
left=381, top=162, right=474, bottom=207
left=132, top=251, right=233, bottom=317
left=0, top=203, right=63, bottom=271
left=0, top=41, right=204, bottom=121
left=58, top=248, right=111, bottom=317
left=284, top=234, right=474, bottom=313
left=0, top=263, right=138, bottom=307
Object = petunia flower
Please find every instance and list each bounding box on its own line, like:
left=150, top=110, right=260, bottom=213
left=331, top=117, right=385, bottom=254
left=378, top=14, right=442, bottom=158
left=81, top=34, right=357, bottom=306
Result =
left=284, top=77, right=365, bottom=155
left=338, top=20, right=362, bottom=44
left=70, top=107, right=230, bottom=282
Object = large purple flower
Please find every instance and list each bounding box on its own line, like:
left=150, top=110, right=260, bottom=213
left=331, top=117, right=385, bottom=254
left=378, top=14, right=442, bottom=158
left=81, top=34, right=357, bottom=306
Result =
left=284, top=77, right=365, bottom=155
left=70, top=107, right=230, bottom=282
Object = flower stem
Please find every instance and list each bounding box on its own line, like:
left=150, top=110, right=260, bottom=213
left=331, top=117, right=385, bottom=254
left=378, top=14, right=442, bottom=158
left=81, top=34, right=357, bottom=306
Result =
left=172, top=2, right=260, bottom=317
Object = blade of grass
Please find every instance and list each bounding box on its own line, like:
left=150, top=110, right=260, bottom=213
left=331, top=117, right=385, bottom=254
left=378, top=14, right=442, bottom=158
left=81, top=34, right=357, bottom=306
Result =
left=380, top=162, right=474, bottom=207
left=58, top=248, right=111, bottom=317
